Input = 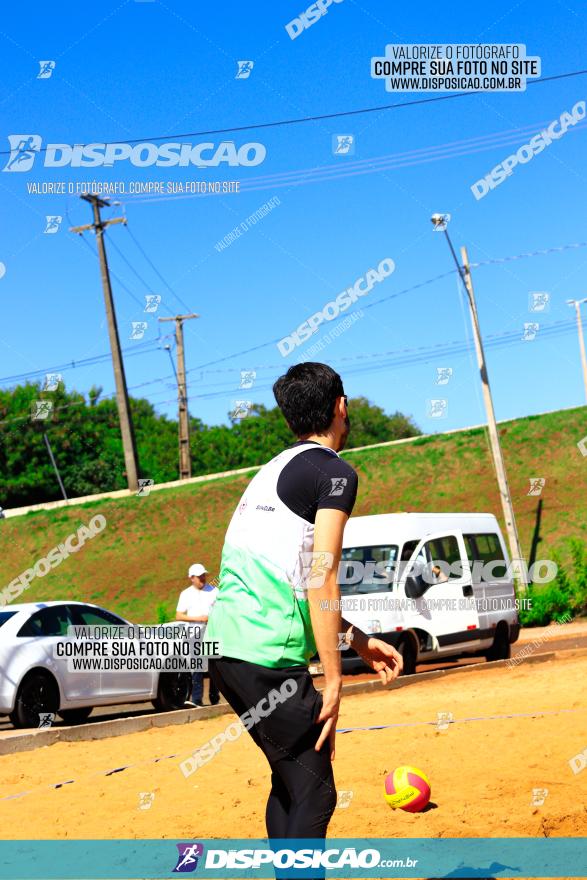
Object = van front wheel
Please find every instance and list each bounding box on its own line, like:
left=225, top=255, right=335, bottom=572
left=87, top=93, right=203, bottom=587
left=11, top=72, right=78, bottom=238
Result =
left=486, top=624, right=511, bottom=662
left=398, top=635, right=417, bottom=676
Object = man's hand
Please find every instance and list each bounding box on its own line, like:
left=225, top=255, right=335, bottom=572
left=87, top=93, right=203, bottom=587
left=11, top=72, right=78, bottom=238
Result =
left=315, top=678, right=342, bottom=760
left=352, top=630, right=403, bottom=684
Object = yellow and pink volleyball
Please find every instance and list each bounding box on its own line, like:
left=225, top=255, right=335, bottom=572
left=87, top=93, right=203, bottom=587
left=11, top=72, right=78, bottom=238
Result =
left=383, top=765, right=431, bottom=812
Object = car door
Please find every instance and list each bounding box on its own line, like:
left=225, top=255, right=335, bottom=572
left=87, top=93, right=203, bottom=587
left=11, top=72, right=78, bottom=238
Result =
left=399, top=530, right=481, bottom=654
left=71, top=605, right=154, bottom=699
left=16, top=604, right=97, bottom=704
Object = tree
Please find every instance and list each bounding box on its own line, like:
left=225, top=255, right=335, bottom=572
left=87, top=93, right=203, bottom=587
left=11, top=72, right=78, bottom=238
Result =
left=0, top=384, right=420, bottom=507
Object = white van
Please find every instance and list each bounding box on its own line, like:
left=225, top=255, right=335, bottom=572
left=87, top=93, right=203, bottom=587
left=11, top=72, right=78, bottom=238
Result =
left=338, top=512, right=520, bottom=674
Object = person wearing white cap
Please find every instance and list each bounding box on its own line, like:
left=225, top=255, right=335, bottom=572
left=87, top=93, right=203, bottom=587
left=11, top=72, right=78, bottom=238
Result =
left=176, top=563, right=220, bottom=708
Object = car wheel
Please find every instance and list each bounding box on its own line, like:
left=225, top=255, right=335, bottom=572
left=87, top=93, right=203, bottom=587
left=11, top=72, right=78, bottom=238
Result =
left=59, top=707, right=93, bottom=725
left=9, top=670, right=59, bottom=729
left=153, top=672, right=191, bottom=712
left=486, top=624, right=511, bottom=661
left=398, top=635, right=417, bottom=676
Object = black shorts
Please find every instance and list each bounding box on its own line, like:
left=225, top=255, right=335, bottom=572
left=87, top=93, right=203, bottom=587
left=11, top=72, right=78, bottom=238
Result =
left=209, top=656, right=337, bottom=839
left=209, top=657, right=323, bottom=760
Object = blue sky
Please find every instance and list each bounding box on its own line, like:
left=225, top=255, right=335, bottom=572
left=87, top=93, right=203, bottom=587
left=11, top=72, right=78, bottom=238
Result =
left=1, top=0, right=586, bottom=437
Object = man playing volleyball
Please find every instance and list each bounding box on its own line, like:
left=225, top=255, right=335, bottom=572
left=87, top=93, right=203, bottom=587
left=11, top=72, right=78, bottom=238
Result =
left=207, top=362, right=402, bottom=839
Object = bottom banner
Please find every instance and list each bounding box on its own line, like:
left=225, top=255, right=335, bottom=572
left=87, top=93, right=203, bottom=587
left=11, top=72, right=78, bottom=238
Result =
left=0, top=838, right=585, bottom=878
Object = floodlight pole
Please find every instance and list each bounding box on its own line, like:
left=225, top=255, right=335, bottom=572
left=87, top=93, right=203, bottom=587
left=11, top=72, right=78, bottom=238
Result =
left=566, top=298, right=587, bottom=403
left=436, top=221, right=526, bottom=589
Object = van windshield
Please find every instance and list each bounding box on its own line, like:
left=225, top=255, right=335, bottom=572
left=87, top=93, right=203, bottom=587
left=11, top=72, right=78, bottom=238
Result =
left=339, top=544, right=398, bottom=595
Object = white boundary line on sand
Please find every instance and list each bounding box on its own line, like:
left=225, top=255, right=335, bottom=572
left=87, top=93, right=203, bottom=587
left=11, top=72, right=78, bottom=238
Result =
left=3, top=402, right=583, bottom=520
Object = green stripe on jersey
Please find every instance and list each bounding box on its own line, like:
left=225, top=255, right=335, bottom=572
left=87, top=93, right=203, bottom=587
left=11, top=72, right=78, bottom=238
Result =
left=206, top=542, right=316, bottom=668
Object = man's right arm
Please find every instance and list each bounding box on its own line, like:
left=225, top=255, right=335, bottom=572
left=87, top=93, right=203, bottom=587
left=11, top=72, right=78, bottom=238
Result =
left=176, top=610, right=209, bottom=623
left=308, top=507, right=347, bottom=759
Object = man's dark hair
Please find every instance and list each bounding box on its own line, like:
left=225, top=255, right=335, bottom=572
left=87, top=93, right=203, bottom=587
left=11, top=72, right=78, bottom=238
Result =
left=273, top=362, right=344, bottom=437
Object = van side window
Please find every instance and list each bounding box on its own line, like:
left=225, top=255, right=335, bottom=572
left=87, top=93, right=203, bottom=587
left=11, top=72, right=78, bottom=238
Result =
left=427, top=535, right=462, bottom=580
left=464, top=533, right=507, bottom=579
left=405, top=534, right=462, bottom=585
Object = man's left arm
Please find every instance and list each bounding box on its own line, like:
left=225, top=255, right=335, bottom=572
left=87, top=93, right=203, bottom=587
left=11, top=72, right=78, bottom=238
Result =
left=340, top=620, right=403, bottom=684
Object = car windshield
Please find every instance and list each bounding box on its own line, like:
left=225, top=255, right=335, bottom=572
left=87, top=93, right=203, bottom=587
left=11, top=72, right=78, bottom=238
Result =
left=0, top=611, right=17, bottom=628
left=339, top=544, right=398, bottom=594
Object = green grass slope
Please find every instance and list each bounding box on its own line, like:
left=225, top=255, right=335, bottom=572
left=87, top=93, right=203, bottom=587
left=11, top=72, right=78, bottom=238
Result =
left=1, top=406, right=585, bottom=622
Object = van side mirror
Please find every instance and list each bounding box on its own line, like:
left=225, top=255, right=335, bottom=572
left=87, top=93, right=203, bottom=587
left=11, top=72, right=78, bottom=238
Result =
left=405, top=574, right=429, bottom=599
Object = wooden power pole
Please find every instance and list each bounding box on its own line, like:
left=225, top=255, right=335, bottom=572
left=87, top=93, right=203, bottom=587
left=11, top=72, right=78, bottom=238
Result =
left=158, top=314, right=199, bottom=479
left=567, top=298, right=587, bottom=403
left=71, top=194, right=139, bottom=492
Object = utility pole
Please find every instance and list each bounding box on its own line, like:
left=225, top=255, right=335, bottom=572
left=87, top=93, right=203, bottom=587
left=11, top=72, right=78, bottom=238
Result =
left=158, top=314, right=199, bottom=479
left=70, top=194, right=139, bottom=492
left=43, top=433, right=68, bottom=501
left=566, top=298, right=587, bottom=403
left=431, top=215, right=526, bottom=588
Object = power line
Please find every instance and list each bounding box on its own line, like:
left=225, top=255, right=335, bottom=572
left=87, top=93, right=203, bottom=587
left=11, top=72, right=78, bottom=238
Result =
left=74, top=230, right=147, bottom=312
left=1, top=69, right=584, bottom=156
left=75, top=223, right=194, bottom=327
left=471, top=240, right=587, bottom=267
left=124, top=224, right=195, bottom=316
left=1, top=238, right=584, bottom=400
left=0, top=316, right=578, bottom=426
left=106, top=232, right=156, bottom=295
left=133, top=317, right=582, bottom=406
left=126, top=117, right=587, bottom=205
left=183, top=238, right=587, bottom=374
left=6, top=235, right=580, bottom=388
left=0, top=339, right=161, bottom=386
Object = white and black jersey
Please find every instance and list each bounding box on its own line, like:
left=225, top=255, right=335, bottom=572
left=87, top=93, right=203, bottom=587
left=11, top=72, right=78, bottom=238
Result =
left=276, top=441, right=358, bottom=523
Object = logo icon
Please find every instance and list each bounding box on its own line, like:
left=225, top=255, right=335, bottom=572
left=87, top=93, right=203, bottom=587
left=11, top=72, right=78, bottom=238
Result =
left=427, top=398, right=448, bottom=419
left=329, top=477, right=348, bottom=496
left=37, top=61, right=56, bottom=79
left=31, top=400, right=53, bottom=421
left=337, top=631, right=353, bottom=651
left=436, top=711, right=453, bottom=732
left=38, top=712, right=55, bottom=728
left=522, top=322, right=539, bottom=341
left=236, top=61, right=254, bottom=79
left=435, top=367, right=453, bottom=385
left=43, top=373, right=62, bottom=391
left=301, top=551, right=333, bottom=589
left=3, top=135, right=42, bottom=172
left=530, top=787, right=549, bottom=806
left=138, top=792, right=155, bottom=810
left=529, top=291, right=550, bottom=312
left=173, top=843, right=204, bottom=873
left=130, top=321, right=148, bottom=340
left=431, top=213, right=451, bottom=232
left=144, top=294, right=161, bottom=313
left=44, top=216, right=62, bottom=234
left=231, top=400, right=252, bottom=419
left=333, top=134, right=355, bottom=156
left=337, top=789, right=354, bottom=808
left=527, top=478, right=546, bottom=497
left=137, top=478, right=155, bottom=497
left=239, top=370, right=256, bottom=390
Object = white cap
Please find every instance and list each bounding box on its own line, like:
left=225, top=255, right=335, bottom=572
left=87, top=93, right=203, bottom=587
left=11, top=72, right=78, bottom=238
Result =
left=188, top=563, right=208, bottom=578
